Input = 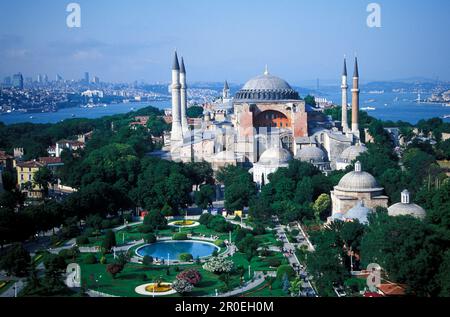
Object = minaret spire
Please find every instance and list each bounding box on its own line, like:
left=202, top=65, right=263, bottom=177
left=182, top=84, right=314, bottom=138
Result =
left=264, top=64, right=269, bottom=75
left=180, top=57, right=188, bottom=135
left=171, top=51, right=183, bottom=149
left=341, top=56, right=349, bottom=132
left=351, top=56, right=360, bottom=139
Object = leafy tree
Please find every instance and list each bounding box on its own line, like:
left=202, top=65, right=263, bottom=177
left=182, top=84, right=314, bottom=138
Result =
left=186, top=106, right=204, bottom=118
left=0, top=243, right=31, bottom=277
left=313, top=194, right=331, bottom=221
left=195, top=184, right=215, bottom=209
left=33, top=166, right=56, bottom=196
left=102, top=230, right=117, bottom=251
left=143, top=210, right=167, bottom=230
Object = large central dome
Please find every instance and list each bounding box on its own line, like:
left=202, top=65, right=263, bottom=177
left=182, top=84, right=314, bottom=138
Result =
left=235, top=68, right=300, bottom=102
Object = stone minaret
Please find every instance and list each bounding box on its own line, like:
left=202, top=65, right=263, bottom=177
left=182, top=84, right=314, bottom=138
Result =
left=171, top=51, right=183, bottom=143
left=351, top=57, right=360, bottom=138
left=341, top=57, right=349, bottom=132
left=180, top=57, right=189, bottom=135
left=223, top=80, right=230, bottom=100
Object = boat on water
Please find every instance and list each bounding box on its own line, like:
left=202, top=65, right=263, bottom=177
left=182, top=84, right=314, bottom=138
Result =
left=361, top=107, right=376, bottom=111
left=443, top=114, right=450, bottom=119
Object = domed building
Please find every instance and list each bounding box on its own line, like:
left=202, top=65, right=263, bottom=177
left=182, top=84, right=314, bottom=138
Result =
left=343, top=201, right=373, bottom=224
left=388, top=190, right=426, bottom=220
left=232, top=67, right=312, bottom=164
left=336, top=143, right=368, bottom=170
left=252, top=146, right=292, bottom=187
left=331, top=161, right=388, bottom=218
left=296, top=145, right=330, bottom=172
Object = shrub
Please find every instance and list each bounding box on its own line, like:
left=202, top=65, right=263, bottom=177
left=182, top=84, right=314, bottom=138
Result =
left=106, top=263, right=123, bottom=279
left=101, top=230, right=117, bottom=251
left=101, top=219, right=112, bottom=229
left=203, top=257, right=234, bottom=274
left=172, top=278, right=194, bottom=295
left=84, top=254, right=97, bottom=265
left=139, top=225, right=154, bottom=234
left=214, top=240, right=225, bottom=247
left=253, top=224, right=266, bottom=235
left=266, top=257, right=282, bottom=267
left=76, top=235, right=90, bottom=245
left=143, top=255, right=154, bottom=265
left=172, top=233, right=188, bottom=240
left=145, top=233, right=157, bottom=244
left=141, top=274, right=148, bottom=282
left=199, top=213, right=214, bottom=225
left=291, top=229, right=300, bottom=236
left=276, top=265, right=295, bottom=280
left=179, top=253, right=193, bottom=262
left=177, top=269, right=202, bottom=285
left=100, top=256, right=107, bottom=264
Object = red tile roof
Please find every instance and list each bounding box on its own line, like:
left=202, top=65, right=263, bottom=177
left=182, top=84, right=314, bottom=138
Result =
left=38, top=157, right=63, bottom=165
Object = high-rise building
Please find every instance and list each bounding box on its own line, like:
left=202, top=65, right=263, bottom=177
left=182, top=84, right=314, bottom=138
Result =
left=37, top=74, right=42, bottom=83
left=92, top=76, right=100, bottom=84
left=12, top=73, right=24, bottom=89
left=56, top=74, right=63, bottom=82
left=84, top=72, right=89, bottom=84
left=43, top=74, right=49, bottom=83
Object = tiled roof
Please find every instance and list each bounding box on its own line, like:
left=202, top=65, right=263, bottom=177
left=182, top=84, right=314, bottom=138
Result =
left=38, top=157, right=63, bottom=165
left=16, top=160, right=44, bottom=168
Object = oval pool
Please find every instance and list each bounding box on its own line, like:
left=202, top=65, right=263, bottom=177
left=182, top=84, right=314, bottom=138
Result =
left=136, top=241, right=219, bottom=261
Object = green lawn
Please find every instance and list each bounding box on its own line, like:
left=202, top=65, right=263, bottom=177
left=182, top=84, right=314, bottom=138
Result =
left=74, top=222, right=288, bottom=297
left=78, top=253, right=242, bottom=297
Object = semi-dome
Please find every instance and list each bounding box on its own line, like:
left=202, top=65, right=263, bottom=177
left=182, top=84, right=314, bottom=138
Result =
left=258, top=147, right=292, bottom=165
left=235, top=68, right=300, bottom=101
left=388, top=190, right=426, bottom=219
left=339, top=143, right=368, bottom=162
left=344, top=201, right=372, bottom=224
left=297, top=146, right=326, bottom=163
left=336, top=161, right=382, bottom=192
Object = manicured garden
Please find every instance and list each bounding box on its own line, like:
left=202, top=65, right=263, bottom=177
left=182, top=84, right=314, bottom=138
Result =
left=71, top=212, right=292, bottom=297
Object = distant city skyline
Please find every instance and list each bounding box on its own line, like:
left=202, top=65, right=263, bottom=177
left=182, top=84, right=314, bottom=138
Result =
left=0, top=0, right=449, bottom=84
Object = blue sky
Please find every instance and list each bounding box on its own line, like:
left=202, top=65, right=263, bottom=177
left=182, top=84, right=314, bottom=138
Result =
left=0, top=0, right=449, bottom=85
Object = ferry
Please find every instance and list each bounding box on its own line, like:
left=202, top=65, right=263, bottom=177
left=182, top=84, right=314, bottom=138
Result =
left=443, top=114, right=450, bottom=119
left=361, top=107, right=376, bottom=111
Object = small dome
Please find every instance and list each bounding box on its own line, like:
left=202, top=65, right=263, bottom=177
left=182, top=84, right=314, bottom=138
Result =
left=297, top=146, right=326, bottom=163
left=258, top=147, right=292, bottom=165
left=344, top=201, right=372, bottom=224
left=388, top=203, right=426, bottom=219
left=339, top=143, right=368, bottom=162
left=388, top=190, right=426, bottom=219
left=214, top=150, right=237, bottom=162
left=336, top=162, right=381, bottom=192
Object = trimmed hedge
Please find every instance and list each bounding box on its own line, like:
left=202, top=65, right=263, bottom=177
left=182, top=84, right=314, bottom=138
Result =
left=84, top=254, right=98, bottom=265
left=178, top=253, right=194, bottom=262
left=172, top=233, right=188, bottom=240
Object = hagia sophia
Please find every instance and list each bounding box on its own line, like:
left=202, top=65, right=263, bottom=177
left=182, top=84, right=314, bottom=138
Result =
left=165, top=51, right=426, bottom=222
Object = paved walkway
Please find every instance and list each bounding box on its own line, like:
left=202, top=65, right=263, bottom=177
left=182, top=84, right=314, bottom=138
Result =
left=213, top=271, right=273, bottom=297
left=273, top=217, right=317, bottom=297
